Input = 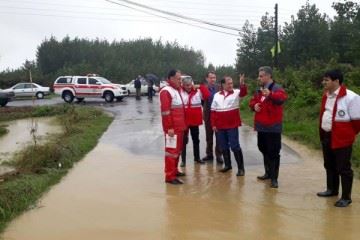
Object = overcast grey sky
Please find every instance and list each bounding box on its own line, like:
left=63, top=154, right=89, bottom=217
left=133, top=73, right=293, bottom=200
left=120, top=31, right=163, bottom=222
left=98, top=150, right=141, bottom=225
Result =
left=0, top=0, right=336, bottom=71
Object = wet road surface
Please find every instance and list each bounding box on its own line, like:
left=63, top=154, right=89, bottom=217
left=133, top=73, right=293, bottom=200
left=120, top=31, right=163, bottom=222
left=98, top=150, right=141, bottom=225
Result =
left=2, top=97, right=360, bottom=240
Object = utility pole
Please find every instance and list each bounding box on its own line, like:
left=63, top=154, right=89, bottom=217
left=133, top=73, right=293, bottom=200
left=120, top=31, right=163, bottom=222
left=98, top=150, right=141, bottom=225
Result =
left=274, top=3, right=279, bottom=69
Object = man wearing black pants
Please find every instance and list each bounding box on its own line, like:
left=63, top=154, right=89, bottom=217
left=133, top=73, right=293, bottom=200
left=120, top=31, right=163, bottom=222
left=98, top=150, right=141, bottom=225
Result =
left=317, top=70, right=360, bottom=207
left=257, top=132, right=281, bottom=184
left=202, top=71, right=223, bottom=164
left=249, top=66, right=287, bottom=188
left=182, top=126, right=201, bottom=166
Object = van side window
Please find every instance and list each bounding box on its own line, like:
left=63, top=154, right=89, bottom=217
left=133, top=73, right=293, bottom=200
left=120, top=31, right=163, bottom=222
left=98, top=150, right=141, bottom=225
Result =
left=89, top=78, right=99, bottom=85
left=56, top=78, right=68, bottom=84
left=77, top=78, right=87, bottom=84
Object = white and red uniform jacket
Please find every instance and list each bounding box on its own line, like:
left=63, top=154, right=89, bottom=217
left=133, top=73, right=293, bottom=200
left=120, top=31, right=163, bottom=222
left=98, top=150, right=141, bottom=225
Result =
left=211, top=85, right=248, bottom=130
left=320, top=85, right=360, bottom=149
left=181, top=85, right=210, bottom=127
left=160, top=82, right=187, bottom=133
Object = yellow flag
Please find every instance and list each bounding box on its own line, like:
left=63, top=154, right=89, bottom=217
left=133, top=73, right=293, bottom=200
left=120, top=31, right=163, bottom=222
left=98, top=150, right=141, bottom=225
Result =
left=271, top=41, right=281, bottom=57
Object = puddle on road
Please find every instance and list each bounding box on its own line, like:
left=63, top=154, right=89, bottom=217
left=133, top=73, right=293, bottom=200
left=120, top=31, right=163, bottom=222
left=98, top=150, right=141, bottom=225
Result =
left=0, top=117, right=62, bottom=164
left=3, top=143, right=360, bottom=240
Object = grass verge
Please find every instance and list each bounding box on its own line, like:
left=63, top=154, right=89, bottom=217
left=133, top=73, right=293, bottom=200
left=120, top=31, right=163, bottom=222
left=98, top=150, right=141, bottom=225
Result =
left=0, top=104, right=113, bottom=232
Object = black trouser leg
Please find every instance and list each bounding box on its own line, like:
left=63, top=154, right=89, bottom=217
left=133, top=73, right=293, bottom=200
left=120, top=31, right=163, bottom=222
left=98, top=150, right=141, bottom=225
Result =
left=322, top=134, right=340, bottom=193
left=190, top=126, right=200, bottom=160
left=204, top=119, right=214, bottom=157
left=334, top=146, right=353, bottom=200
left=181, top=130, right=189, bottom=165
left=257, top=132, right=270, bottom=176
left=267, top=133, right=281, bottom=181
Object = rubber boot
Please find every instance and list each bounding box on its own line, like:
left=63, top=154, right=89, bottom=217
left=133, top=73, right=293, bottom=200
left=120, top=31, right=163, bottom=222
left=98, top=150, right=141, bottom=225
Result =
left=220, top=149, right=232, bottom=173
left=233, top=148, right=245, bottom=176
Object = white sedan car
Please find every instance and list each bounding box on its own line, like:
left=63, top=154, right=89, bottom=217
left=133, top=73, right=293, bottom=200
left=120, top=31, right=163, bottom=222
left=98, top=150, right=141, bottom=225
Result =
left=4, top=83, right=50, bottom=99
left=125, top=78, right=160, bottom=95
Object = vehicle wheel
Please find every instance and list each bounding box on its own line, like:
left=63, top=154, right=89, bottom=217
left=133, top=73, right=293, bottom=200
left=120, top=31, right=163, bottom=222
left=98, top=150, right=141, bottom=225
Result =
left=104, top=91, right=114, bottom=103
left=0, top=99, right=8, bottom=107
left=62, top=91, right=74, bottom=103
left=76, top=97, right=84, bottom=103
left=116, top=96, right=123, bottom=102
left=128, top=90, right=130, bottom=95
left=36, top=92, right=44, bottom=99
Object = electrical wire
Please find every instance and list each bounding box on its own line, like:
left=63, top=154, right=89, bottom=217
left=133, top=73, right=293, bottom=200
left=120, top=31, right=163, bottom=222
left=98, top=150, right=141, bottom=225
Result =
left=105, top=0, right=243, bottom=32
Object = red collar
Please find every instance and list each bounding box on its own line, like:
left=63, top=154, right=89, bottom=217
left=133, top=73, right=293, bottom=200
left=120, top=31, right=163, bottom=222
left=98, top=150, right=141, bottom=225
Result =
left=220, top=89, right=234, bottom=96
left=323, top=85, right=347, bottom=98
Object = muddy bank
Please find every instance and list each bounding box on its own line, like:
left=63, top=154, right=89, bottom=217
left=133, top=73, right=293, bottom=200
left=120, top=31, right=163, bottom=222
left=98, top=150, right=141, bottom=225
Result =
left=3, top=142, right=359, bottom=240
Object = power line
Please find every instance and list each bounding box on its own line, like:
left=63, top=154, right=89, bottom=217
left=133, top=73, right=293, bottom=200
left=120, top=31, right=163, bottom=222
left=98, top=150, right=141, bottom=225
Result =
left=0, top=5, right=263, bottom=21
left=0, top=10, right=249, bottom=27
left=0, top=0, right=276, bottom=18
left=0, top=11, right=242, bottom=37
left=105, top=0, right=243, bottom=32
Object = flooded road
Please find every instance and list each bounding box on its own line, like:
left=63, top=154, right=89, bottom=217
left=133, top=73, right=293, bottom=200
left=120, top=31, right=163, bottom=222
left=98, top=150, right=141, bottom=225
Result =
left=2, top=97, right=360, bottom=239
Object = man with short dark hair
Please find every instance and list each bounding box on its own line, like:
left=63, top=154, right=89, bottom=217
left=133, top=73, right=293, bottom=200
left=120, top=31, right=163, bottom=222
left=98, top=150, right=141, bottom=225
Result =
left=202, top=71, right=223, bottom=164
left=317, top=69, right=360, bottom=207
left=160, top=69, right=187, bottom=185
left=249, top=66, right=287, bottom=188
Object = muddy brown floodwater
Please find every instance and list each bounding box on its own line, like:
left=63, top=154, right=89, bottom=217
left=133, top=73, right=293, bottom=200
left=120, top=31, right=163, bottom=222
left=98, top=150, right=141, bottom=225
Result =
left=0, top=117, right=62, bottom=175
left=2, top=97, right=360, bottom=240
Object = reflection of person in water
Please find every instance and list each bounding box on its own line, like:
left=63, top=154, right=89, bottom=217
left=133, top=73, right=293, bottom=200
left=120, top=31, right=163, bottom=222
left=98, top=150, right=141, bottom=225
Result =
left=160, top=69, right=187, bottom=185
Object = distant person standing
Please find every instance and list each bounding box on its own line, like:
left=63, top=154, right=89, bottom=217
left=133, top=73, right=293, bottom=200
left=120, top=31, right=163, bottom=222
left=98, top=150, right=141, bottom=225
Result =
left=147, top=77, right=154, bottom=101
left=180, top=77, right=210, bottom=167
left=249, top=66, right=287, bottom=188
left=211, top=75, right=248, bottom=176
left=160, top=69, right=187, bottom=185
left=202, top=71, right=223, bottom=164
left=317, top=70, right=360, bottom=207
left=134, top=75, right=142, bottom=100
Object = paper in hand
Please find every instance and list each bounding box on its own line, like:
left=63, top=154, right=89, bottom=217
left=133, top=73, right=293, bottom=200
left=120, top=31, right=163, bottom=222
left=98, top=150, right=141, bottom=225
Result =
left=165, top=134, right=177, bottom=149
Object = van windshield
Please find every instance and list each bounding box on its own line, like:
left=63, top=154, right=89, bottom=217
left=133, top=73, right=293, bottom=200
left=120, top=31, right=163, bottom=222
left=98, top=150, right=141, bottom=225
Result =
left=96, top=77, right=112, bottom=84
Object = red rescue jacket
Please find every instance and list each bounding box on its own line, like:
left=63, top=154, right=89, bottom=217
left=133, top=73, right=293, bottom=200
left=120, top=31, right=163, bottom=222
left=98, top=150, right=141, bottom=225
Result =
left=211, top=85, right=248, bottom=130
left=319, top=85, right=360, bottom=149
left=160, top=81, right=187, bottom=133
left=181, top=84, right=210, bottom=127
left=249, top=82, right=287, bottom=133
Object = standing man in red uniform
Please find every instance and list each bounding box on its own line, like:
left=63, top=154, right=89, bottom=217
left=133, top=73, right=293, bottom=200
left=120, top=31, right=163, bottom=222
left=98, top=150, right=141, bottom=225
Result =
left=317, top=70, right=360, bottom=207
left=249, top=66, right=287, bottom=188
left=160, top=69, right=187, bottom=185
left=211, top=75, right=248, bottom=176
left=180, top=77, right=210, bottom=167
